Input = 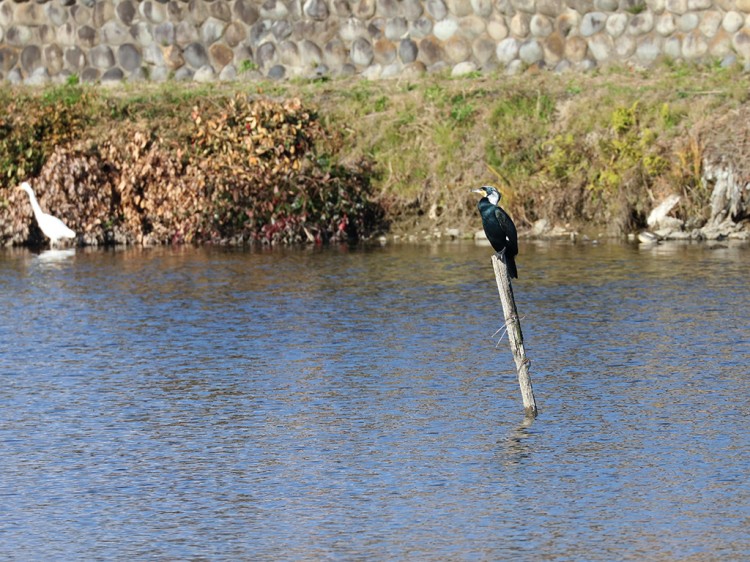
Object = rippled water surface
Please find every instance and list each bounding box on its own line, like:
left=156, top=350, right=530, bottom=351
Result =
left=1, top=241, right=749, bottom=560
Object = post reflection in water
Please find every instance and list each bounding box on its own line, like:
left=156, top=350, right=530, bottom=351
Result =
left=0, top=241, right=749, bottom=560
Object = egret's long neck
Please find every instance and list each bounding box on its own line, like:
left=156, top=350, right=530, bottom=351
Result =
left=24, top=190, right=44, bottom=220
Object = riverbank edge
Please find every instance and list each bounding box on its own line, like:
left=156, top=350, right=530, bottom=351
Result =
left=2, top=65, right=750, bottom=247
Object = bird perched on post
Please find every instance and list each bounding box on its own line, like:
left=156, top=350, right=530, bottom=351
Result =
left=18, top=182, right=76, bottom=247
left=472, top=185, right=519, bottom=278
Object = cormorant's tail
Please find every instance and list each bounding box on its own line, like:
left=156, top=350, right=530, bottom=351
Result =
left=506, top=254, right=518, bottom=279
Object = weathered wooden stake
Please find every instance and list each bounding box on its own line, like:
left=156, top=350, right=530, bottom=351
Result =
left=491, top=253, right=537, bottom=418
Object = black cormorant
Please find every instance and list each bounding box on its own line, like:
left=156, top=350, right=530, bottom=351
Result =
left=472, top=186, right=519, bottom=278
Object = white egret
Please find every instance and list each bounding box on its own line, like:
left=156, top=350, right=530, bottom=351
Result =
left=19, top=182, right=76, bottom=247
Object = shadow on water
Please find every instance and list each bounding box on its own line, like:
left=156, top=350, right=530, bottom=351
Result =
left=498, top=415, right=536, bottom=467
left=1, top=240, right=749, bottom=560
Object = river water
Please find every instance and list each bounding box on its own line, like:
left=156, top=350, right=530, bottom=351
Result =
left=1, top=240, right=748, bottom=560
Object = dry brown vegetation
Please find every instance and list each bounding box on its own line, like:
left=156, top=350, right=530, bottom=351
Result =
left=0, top=88, right=383, bottom=246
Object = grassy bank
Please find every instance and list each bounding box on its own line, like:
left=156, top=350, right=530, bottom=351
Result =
left=299, top=62, right=747, bottom=238
left=1, top=63, right=748, bottom=245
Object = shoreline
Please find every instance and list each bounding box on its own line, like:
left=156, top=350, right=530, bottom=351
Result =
left=2, top=68, right=750, bottom=247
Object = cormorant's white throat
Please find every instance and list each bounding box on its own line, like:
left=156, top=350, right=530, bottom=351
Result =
left=482, top=185, right=500, bottom=206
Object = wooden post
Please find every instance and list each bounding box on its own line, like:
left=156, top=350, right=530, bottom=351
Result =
left=491, top=253, right=538, bottom=418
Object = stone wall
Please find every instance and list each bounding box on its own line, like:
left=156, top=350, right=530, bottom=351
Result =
left=1, top=0, right=750, bottom=85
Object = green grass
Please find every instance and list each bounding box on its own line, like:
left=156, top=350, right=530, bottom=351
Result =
left=238, top=59, right=258, bottom=73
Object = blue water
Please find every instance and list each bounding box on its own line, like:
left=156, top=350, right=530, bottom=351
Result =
left=1, top=241, right=749, bottom=560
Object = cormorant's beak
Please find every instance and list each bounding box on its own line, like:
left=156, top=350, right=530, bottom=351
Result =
left=471, top=187, right=487, bottom=196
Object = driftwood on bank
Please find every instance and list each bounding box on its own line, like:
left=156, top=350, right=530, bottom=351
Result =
left=491, top=253, right=537, bottom=418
